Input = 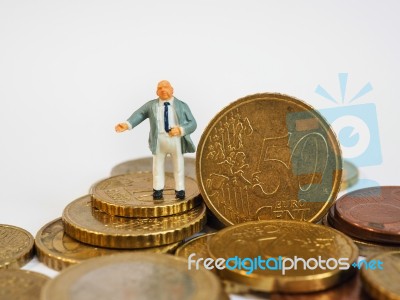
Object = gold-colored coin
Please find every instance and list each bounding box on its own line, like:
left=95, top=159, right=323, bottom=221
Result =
left=0, top=224, right=35, bottom=269
left=322, top=213, right=400, bottom=258
left=175, top=233, right=251, bottom=295
left=341, top=160, right=359, bottom=190
left=196, top=93, right=342, bottom=226
left=0, top=269, right=49, bottom=300
left=35, top=218, right=181, bottom=271
left=110, top=156, right=196, bottom=179
left=208, top=220, right=358, bottom=293
left=62, top=195, right=206, bottom=249
left=361, top=251, right=400, bottom=300
left=40, top=252, right=228, bottom=300
left=91, top=173, right=201, bottom=217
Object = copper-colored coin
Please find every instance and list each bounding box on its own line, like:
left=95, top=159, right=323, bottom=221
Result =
left=196, top=93, right=342, bottom=226
left=0, top=224, right=35, bottom=269
left=35, top=218, right=181, bottom=271
left=341, top=160, right=359, bottom=191
left=324, top=209, right=400, bottom=258
left=62, top=195, right=206, bottom=249
left=208, top=220, right=358, bottom=293
left=331, top=186, right=400, bottom=244
left=0, top=269, right=49, bottom=300
left=91, top=173, right=201, bottom=217
left=40, top=253, right=228, bottom=300
left=361, top=251, right=400, bottom=300
left=110, top=156, right=196, bottom=179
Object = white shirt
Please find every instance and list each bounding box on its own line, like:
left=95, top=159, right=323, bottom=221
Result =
left=157, top=98, right=177, bottom=134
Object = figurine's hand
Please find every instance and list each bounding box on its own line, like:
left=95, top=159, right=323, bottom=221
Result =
left=115, top=123, right=129, bottom=132
left=168, top=127, right=181, bottom=137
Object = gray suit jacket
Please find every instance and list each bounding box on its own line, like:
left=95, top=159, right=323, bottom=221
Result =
left=126, top=97, right=197, bottom=155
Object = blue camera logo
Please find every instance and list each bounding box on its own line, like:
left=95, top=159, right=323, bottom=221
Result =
left=316, top=73, right=382, bottom=168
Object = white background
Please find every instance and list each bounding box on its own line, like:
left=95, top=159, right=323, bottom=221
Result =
left=1, top=0, right=399, bottom=297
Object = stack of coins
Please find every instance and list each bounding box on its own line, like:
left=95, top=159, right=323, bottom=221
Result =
left=35, top=171, right=206, bottom=271
left=26, top=92, right=400, bottom=299
left=110, top=156, right=226, bottom=231
left=323, top=186, right=400, bottom=257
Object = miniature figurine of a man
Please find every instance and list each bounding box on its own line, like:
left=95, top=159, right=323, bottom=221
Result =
left=115, top=80, right=197, bottom=200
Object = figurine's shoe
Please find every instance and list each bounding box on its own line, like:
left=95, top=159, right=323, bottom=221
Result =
left=175, top=190, right=185, bottom=200
left=153, top=189, right=163, bottom=200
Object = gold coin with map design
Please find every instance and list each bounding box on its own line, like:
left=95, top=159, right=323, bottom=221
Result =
left=196, top=93, right=342, bottom=225
left=208, top=220, right=358, bottom=293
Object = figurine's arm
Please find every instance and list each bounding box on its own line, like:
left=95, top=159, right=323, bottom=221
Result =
left=115, top=101, right=151, bottom=133
left=179, top=102, right=197, bottom=136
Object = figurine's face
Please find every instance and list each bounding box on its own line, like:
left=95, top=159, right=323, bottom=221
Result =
left=156, top=81, right=174, bottom=100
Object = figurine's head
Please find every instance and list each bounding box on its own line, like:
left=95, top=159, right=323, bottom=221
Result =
left=156, top=80, right=174, bottom=100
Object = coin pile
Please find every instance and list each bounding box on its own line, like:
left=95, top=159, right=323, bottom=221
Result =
left=35, top=171, right=206, bottom=271
left=4, top=92, right=400, bottom=299
left=184, top=93, right=398, bottom=298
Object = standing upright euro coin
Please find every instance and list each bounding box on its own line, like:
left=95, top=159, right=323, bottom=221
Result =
left=196, top=93, right=342, bottom=225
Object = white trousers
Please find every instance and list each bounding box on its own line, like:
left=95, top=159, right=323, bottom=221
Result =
left=153, top=134, right=185, bottom=191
